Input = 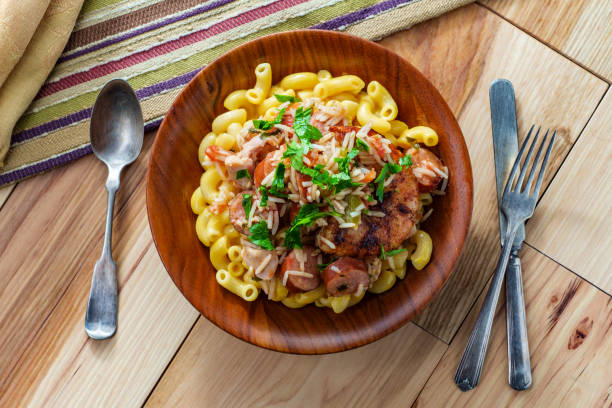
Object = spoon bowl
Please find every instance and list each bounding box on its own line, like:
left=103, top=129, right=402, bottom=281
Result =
left=85, top=79, right=143, bottom=340
left=90, top=79, right=143, bottom=167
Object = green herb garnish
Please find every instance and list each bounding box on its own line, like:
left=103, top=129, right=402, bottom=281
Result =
left=274, top=94, right=301, bottom=103
left=242, top=194, right=252, bottom=219
left=399, top=154, right=413, bottom=167
left=252, top=108, right=285, bottom=131
left=356, top=138, right=369, bottom=152
left=284, top=204, right=334, bottom=249
left=373, top=162, right=402, bottom=201
left=293, top=107, right=322, bottom=146
left=258, top=186, right=268, bottom=207
left=269, top=162, right=287, bottom=197
left=379, top=243, right=407, bottom=260
left=236, top=169, right=251, bottom=180
left=335, top=148, right=360, bottom=174
left=248, top=220, right=274, bottom=250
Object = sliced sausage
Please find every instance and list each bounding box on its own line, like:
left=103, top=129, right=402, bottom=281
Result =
left=406, top=147, right=445, bottom=192
left=228, top=191, right=253, bottom=235
left=242, top=246, right=278, bottom=280
left=322, top=257, right=369, bottom=296
left=280, top=247, right=320, bottom=292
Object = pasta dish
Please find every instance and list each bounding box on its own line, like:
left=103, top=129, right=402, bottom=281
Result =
left=190, top=64, right=448, bottom=313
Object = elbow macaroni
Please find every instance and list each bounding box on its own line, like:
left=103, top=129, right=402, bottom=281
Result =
left=401, top=126, right=439, bottom=147
left=357, top=94, right=391, bottom=134
left=410, top=230, right=433, bottom=270
left=313, top=75, right=365, bottom=99
left=246, top=63, right=272, bottom=104
left=367, top=81, right=398, bottom=121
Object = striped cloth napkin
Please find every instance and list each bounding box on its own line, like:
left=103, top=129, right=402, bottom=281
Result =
left=0, top=0, right=472, bottom=186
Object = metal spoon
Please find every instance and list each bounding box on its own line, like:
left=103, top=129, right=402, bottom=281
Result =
left=85, top=79, right=143, bottom=340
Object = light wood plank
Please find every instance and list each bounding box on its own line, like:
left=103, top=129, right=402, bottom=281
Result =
left=416, top=245, right=612, bottom=407
left=526, top=90, right=612, bottom=294
left=146, top=321, right=447, bottom=408
left=379, top=3, right=608, bottom=342
left=0, top=133, right=199, bottom=406
left=481, top=0, right=612, bottom=81
left=0, top=184, right=15, bottom=209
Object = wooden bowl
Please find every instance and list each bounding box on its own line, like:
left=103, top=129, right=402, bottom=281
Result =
left=147, top=30, right=472, bottom=354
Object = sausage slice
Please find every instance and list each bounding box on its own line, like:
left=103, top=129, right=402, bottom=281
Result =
left=280, top=247, right=320, bottom=292
left=322, top=257, right=369, bottom=296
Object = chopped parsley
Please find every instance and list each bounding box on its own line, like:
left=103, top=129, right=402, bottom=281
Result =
left=252, top=108, right=285, bottom=131
left=374, top=162, right=402, bottom=201
left=269, top=162, right=287, bottom=197
left=293, top=107, right=322, bottom=146
left=366, top=194, right=376, bottom=203
left=283, top=144, right=360, bottom=194
left=335, top=148, right=360, bottom=174
left=274, top=94, right=301, bottom=103
left=242, top=194, right=252, bottom=219
left=399, top=154, right=413, bottom=167
left=236, top=169, right=251, bottom=180
left=258, top=185, right=268, bottom=207
left=284, top=204, right=335, bottom=249
left=248, top=220, right=274, bottom=250
left=379, top=244, right=407, bottom=260
left=355, top=137, right=369, bottom=152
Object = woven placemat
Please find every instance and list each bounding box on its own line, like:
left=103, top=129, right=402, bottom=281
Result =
left=0, top=0, right=472, bottom=186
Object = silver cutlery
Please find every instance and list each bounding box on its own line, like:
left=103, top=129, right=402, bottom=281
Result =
left=85, top=79, right=144, bottom=340
left=455, top=126, right=555, bottom=391
left=490, top=79, right=531, bottom=390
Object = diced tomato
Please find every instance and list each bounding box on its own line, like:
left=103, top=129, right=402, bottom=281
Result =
left=361, top=169, right=377, bottom=183
left=205, top=145, right=231, bottom=163
left=330, top=125, right=377, bottom=143
left=304, top=150, right=319, bottom=168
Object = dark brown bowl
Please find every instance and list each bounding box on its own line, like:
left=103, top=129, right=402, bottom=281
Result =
left=147, top=30, right=472, bottom=354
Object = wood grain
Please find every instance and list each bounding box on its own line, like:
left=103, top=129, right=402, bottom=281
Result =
left=145, top=321, right=447, bottom=408
left=0, top=184, right=14, bottom=209
left=379, top=3, right=608, bottom=342
left=148, top=29, right=473, bottom=354
left=481, top=0, right=612, bottom=80
left=526, top=90, right=612, bottom=294
left=0, top=133, right=199, bottom=406
left=415, top=245, right=612, bottom=407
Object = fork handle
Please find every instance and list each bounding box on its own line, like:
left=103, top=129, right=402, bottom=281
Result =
left=506, top=250, right=532, bottom=390
left=454, top=223, right=519, bottom=391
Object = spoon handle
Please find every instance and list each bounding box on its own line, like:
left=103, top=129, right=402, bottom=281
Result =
left=85, top=167, right=120, bottom=339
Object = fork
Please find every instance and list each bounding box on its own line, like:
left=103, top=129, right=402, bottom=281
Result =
left=455, top=128, right=556, bottom=391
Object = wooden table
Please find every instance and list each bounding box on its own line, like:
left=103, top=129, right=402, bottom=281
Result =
left=1, top=1, right=610, bottom=406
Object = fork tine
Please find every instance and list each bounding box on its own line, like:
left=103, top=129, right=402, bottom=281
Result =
left=532, top=130, right=556, bottom=199
left=524, top=129, right=549, bottom=193
left=515, top=127, right=540, bottom=192
left=504, top=125, right=534, bottom=195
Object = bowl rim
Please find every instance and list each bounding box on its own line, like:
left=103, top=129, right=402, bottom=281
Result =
left=147, top=29, right=473, bottom=354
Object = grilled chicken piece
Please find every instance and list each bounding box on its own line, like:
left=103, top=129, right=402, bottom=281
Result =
left=322, top=257, right=369, bottom=296
left=407, top=147, right=445, bottom=192
left=317, top=169, right=422, bottom=257
left=242, top=245, right=278, bottom=280
left=280, top=247, right=320, bottom=292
